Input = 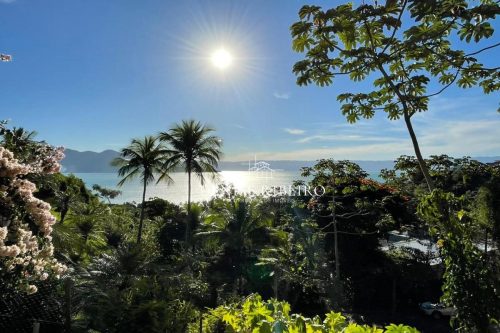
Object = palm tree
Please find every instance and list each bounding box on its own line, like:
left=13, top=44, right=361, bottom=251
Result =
left=198, top=195, right=271, bottom=292
left=0, top=126, right=39, bottom=160
left=112, top=136, right=169, bottom=244
left=0, top=126, right=38, bottom=146
left=158, top=120, right=222, bottom=241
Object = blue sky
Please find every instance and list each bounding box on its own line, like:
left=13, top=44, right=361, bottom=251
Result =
left=1, top=0, right=499, bottom=161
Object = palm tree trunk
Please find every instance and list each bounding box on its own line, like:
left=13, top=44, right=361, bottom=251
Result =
left=64, top=278, right=73, bottom=333
left=137, top=180, right=147, bottom=244
left=60, top=196, right=69, bottom=224
left=185, top=169, right=192, bottom=242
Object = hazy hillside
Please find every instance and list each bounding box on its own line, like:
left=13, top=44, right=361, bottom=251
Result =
left=218, top=160, right=396, bottom=173
left=62, top=149, right=120, bottom=173
left=61, top=149, right=500, bottom=173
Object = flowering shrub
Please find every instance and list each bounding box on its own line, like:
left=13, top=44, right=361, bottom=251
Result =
left=0, top=146, right=67, bottom=294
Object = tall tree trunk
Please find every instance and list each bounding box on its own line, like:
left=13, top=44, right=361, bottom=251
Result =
left=484, top=229, right=488, bottom=254
left=137, top=181, right=147, bottom=244
left=186, top=169, right=192, bottom=243
left=60, top=196, right=69, bottom=223
left=64, top=278, right=73, bottom=333
left=273, top=272, right=279, bottom=299
left=332, top=178, right=340, bottom=281
left=375, top=62, right=434, bottom=192
left=403, top=113, right=434, bottom=192
left=391, top=278, right=397, bottom=317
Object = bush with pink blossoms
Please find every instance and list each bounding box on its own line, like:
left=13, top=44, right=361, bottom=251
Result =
left=0, top=146, right=67, bottom=294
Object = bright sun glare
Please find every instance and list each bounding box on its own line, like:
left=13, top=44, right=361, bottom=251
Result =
left=211, top=49, right=233, bottom=69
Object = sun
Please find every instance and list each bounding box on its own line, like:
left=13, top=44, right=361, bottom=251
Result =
left=210, top=49, right=233, bottom=69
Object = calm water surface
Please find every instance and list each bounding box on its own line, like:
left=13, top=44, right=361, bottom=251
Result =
left=73, top=171, right=302, bottom=204
left=72, top=171, right=381, bottom=204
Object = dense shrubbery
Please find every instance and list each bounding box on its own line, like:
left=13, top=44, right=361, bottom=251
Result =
left=205, top=294, right=419, bottom=333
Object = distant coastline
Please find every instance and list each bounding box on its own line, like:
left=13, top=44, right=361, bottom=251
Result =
left=61, top=148, right=500, bottom=174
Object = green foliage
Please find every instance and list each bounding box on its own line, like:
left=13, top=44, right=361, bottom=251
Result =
left=112, top=136, right=168, bottom=244
left=206, top=294, right=419, bottom=333
left=472, top=182, right=500, bottom=249
left=291, top=1, right=500, bottom=190
left=10, top=119, right=496, bottom=331
left=92, top=184, right=122, bottom=203
left=0, top=124, right=39, bottom=161
left=158, top=119, right=222, bottom=186
left=380, top=155, right=499, bottom=197
left=158, top=119, right=223, bottom=242
left=201, top=193, right=272, bottom=252
left=418, top=189, right=499, bottom=331
left=291, top=1, right=499, bottom=121
left=198, top=191, right=272, bottom=294
left=112, top=136, right=168, bottom=188
left=258, top=216, right=328, bottom=289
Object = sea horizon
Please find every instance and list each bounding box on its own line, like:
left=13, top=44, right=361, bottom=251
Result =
left=71, top=171, right=383, bottom=204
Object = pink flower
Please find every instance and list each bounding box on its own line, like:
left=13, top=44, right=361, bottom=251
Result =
left=0, top=147, right=67, bottom=294
left=0, top=227, right=7, bottom=241
left=0, top=245, right=21, bottom=257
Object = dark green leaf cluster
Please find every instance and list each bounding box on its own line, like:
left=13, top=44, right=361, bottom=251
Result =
left=418, top=190, right=500, bottom=331
left=291, top=1, right=499, bottom=122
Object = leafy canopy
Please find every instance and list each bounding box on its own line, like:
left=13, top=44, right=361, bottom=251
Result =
left=291, top=0, right=500, bottom=123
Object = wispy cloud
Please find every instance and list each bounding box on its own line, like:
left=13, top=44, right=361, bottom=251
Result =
left=273, top=92, right=290, bottom=100
left=418, top=119, right=500, bottom=156
left=296, top=134, right=395, bottom=144
left=228, top=142, right=412, bottom=161
left=228, top=118, right=500, bottom=161
left=0, top=0, right=16, bottom=3
left=232, top=124, right=245, bottom=129
left=284, top=128, right=305, bottom=135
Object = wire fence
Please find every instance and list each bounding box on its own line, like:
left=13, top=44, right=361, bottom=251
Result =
left=0, top=281, right=66, bottom=333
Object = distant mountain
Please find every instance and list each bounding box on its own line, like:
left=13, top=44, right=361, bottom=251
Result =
left=61, top=149, right=500, bottom=174
left=474, top=156, right=500, bottom=164
left=218, top=160, right=396, bottom=173
left=62, top=149, right=119, bottom=173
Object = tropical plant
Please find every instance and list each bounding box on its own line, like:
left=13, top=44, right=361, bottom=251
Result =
left=418, top=190, right=499, bottom=331
left=158, top=119, right=222, bottom=242
left=291, top=1, right=499, bottom=191
left=72, top=243, right=204, bottom=333
left=0, top=122, right=64, bottom=175
left=199, top=193, right=271, bottom=293
left=472, top=183, right=500, bottom=252
left=112, top=136, right=170, bottom=244
left=258, top=215, right=333, bottom=307
left=92, top=184, right=122, bottom=204
left=300, top=159, right=371, bottom=281
left=0, top=125, right=38, bottom=159
left=49, top=174, right=90, bottom=223
left=205, top=294, right=419, bottom=333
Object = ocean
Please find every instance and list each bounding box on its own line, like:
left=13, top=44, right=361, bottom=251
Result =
left=72, top=171, right=381, bottom=204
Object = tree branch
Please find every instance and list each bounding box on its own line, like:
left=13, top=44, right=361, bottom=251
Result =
left=380, top=0, right=408, bottom=55
left=466, top=42, right=500, bottom=57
